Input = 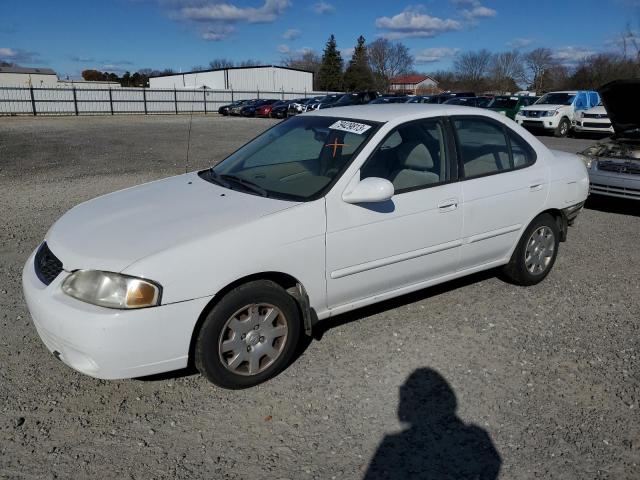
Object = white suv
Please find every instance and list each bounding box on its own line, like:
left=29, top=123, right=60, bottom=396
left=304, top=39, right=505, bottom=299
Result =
left=516, top=90, right=600, bottom=137
left=573, top=104, right=614, bottom=135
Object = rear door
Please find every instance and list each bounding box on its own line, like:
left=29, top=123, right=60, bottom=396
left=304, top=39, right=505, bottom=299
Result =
left=452, top=116, right=548, bottom=269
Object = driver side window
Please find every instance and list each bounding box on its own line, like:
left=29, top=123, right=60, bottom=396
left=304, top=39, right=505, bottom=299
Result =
left=361, top=119, right=449, bottom=193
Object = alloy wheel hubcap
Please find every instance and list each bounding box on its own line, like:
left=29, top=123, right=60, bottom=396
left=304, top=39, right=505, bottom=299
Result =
left=218, top=303, right=288, bottom=376
left=524, top=226, right=555, bottom=274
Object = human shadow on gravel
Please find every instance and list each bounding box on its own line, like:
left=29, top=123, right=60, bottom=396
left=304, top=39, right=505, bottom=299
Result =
left=364, top=368, right=501, bottom=480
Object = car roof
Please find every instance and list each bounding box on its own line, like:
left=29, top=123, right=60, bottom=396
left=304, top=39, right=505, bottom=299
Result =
left=304, top=103, right=504, bottom=123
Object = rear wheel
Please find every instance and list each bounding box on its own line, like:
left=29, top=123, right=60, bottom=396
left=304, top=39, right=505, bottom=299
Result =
left=502, top=213, right=559, bottom=286
left=554, top=117, right=570, bottom=137
left=195, top=280, right=301, bottom=389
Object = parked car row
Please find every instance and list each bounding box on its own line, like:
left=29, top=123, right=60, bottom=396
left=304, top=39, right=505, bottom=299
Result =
left=217, top=89, right=615, bottom=139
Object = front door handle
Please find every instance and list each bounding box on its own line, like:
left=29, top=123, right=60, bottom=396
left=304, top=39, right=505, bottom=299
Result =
left=438, top=199, right=458, bottom=212
left=529, top=179, right=545, bottom=191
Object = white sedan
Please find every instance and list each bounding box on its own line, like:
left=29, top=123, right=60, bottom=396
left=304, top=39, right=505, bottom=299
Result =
left=23, top=104, right=589, bottom=389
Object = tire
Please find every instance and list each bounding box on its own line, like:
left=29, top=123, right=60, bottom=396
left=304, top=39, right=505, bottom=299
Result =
left=554, top=117, right=570, bottom=137
left=502, top=213, right=560, bottom=286
left=195, top=280, right=301, bottom=389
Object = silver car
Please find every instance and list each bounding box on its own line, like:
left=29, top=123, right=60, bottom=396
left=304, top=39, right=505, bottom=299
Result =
left=580, top=79, right=640, bottom=201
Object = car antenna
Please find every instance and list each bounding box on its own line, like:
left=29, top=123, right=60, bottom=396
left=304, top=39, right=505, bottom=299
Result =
left=184, top=72, right=198, bottom=174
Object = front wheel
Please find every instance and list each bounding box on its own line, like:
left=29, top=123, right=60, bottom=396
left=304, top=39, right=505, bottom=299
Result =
left=554, top=118, right=570, bottom=137
left=502, top=213, right=559, bottom=286
left=195, top=280, right=301, bottom=389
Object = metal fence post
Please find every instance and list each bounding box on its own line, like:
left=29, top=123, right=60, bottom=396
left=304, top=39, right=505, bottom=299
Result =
left=108, top=88, right=114, bottom=115
left=257, top=88, right=260, bottom=99
left=29, top=85, right=37, bottom=116
left=174, top=88, right=178, bottom=114
left=203, top=90, right=207, bottom=114
left=281, top=88, right=284, bottom=100
left=72, top=87, right=79, bottom=115
left=142, top=88, right=147, bottom=114
left=231, top=88, right=234, bottom=102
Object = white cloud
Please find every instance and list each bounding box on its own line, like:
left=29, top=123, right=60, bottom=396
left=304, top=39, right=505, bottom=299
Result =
left=277, top=44, right=290, bottom=54
left=375, top=8, right=461, bottom=39
left=341, top=47, right=355, bottom=58
left=0, top=47, right=42, bottom=64
left=552, top=46, right=596, bottom=65
left=450, top=0, right=497, bottom=22
left=414, top=47, right=459, bottom=63
left=201, top=25, right=234, bottom=41
left=507, top=37, right=535, bottom=49
left=283, top=28, right=301, bottom=40
left=180, top=0, right=291, bottom=23
left=312, top=2, right=335, bottom=14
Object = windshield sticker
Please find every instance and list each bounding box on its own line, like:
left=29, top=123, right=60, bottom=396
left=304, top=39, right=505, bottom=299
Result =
left=329, top=120, right=372, bottom=135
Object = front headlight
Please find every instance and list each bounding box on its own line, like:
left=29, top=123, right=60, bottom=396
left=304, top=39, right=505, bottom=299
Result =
left=542, top=110, right=560, bottom=117
left=61, top=270, right=162, bottom=309
left=577, top=153, right=593, bottom=169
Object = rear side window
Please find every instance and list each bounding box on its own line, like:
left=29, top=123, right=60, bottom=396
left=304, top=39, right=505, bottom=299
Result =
left=453, top=117, right=536, bottom=178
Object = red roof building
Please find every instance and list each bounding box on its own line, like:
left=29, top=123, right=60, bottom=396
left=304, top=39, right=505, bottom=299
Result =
left=389, top=74, right=438, bottom=94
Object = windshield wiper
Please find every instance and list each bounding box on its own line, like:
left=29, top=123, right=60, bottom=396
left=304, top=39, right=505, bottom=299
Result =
left=208, top=170, right=231, bottom=188
left=219, top=174, right=269, bottom=197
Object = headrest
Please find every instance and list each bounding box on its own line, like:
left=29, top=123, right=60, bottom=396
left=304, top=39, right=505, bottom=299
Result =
left=398, top=142, right=434, bottom=170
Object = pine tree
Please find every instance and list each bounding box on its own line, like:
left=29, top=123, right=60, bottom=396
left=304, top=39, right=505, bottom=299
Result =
left=317, top=34, right=344, bottom=91
left=344, top=35, right=375, bottom=92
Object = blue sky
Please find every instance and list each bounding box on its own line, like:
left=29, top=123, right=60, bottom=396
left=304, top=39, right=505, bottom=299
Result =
left=0, top=0, right=637, bottom=79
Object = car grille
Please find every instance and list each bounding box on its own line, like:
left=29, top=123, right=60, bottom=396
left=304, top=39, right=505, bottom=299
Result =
left=521, top=110, right=544, bottom=118
left=598, top=161, right=640, bottom=175
left=583, top=113, right=607, bottom=119
left=590, top=182, right=640, bottom=199
left=583, top=122, right=611, bottom=128
left=34, top=242, right=63, bottom=285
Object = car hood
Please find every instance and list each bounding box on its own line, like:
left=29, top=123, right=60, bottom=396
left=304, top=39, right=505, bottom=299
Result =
left=522, top=104, right=565, bottom=112
left=46, top=172, right=297, bottom=273
left=599, top=79, right=640, bottom=138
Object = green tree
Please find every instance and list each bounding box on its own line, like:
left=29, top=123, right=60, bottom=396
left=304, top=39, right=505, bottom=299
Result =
left=343, top=35, right=374, bottom=91
left=317, top=34, right=343, bottom=91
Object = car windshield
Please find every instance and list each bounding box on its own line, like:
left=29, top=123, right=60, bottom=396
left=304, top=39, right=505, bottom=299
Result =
left=337, top=94, right=357, bottom=104
left=207, top=116, right=378, bottom=201
left=319, top=95, right=341, bottom=103
left=488, top=97, right=518, bottom=109
left=536, top=93, right=575, bottom=105
left=444, top=97, right=471, bottom=105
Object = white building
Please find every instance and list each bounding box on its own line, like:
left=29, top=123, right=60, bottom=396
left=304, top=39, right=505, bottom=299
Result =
left=0, top=66, right=58, bottom=87
left=149, top=65, right=313, bottom=92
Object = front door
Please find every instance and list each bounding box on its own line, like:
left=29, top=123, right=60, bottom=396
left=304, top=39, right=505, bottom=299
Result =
left=325, top=118, right=463, bottom=309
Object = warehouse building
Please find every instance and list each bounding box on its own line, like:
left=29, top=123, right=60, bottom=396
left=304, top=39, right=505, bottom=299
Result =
left=149, top=65, right=313, bottom=92
left=0, top=66, right=59, bottom=87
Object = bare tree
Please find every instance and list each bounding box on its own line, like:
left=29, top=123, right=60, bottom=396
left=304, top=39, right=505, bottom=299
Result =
left=490, top=50, right=525, bottom=93
left=367, top=38, right=413, bottom=91
left=453, top=49, right=492, bottom=89
left=282, top=50, right=322, bottom=89
left=524, top=48, right=557, bottom=93
left=209, top=58, right=234, bottom=69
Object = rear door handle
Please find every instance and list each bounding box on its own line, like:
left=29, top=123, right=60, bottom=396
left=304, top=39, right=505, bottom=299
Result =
left=438, top=199, right=458, bottom=212
left=529, top=180, right=545, bottom=191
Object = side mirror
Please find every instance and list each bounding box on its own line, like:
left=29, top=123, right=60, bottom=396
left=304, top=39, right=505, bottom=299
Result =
left=343, top=177, right=394, bottom=204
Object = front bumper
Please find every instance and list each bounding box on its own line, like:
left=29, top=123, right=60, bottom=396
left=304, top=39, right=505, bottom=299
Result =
left=22, top=248, right=212, bottom=379
left=516, top=117, right=558, bottom=130
left=573, top=121, right=614, bottom=134
left=588, top=170, right=640, bottom=200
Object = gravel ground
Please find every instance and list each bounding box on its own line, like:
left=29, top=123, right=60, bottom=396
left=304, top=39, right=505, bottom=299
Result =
left=1, top=115, right=638, bottom=479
